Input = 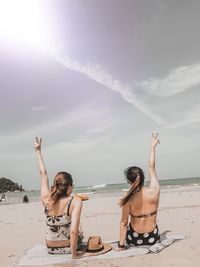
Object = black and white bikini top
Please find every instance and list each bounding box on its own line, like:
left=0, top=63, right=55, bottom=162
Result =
left=45, top=196, right=73, bottom=241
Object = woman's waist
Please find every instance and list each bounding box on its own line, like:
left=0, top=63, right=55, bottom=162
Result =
left=46, top=225, right=70, bottom=239
left=46, top=232, right=70, bottom=242
left=45, top=239, right=70, bottom=248
left=130, top=217, right=158, bottom=233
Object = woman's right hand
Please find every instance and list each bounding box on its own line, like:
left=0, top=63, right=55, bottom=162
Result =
left=34, top=137, right=42, bottom=152
left=72, top=251, right=84, bottom=259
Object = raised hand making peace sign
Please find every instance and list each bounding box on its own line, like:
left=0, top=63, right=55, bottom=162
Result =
left=151, top=132, right=160, bottom=148
left=34, top=137, right=42, bottom=152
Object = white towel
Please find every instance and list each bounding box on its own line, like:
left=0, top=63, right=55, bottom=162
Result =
left=16, top=235, right=185, bottom=266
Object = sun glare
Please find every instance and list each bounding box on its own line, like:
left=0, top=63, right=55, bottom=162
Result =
left=0, top=0, right=52, bottom=50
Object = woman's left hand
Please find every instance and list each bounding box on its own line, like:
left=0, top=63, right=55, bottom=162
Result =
left=151, top=132, right=160, bottom=148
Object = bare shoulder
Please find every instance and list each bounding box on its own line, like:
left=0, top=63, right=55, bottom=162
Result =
left=72, top=196, right=83, bottom=207
left=123, top=197, right=132, bottom=211
left=145, top=186, right=160, bottom=197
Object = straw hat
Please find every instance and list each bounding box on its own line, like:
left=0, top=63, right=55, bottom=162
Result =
left=85, top=236, right=112, bottom=256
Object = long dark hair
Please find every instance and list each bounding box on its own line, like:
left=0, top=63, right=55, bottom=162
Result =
left=50, top=172, right=73, bottom=206
left=120, top=166, right=145, bottom=206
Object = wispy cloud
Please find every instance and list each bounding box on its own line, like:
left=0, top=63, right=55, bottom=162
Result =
left=167, top=105, right=200, bottom=129
left=36, top=45, right=200, bottom=128
left=0, top=106, right=111, bottom=152
left=32, top=106, right=46, bottom=111
left=39, top=44, right=165, bottom=125
left=47, top=130, right=112, bottom=154
left=137, top=64, right=200, bottom=97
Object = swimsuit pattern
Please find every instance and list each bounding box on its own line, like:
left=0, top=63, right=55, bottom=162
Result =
left=47, top=235, right=83, bottom=254
left=126, top=223, right=160, bottom=246
left=45, top=196, right=82, bottom=254
left=46, top=214, right=71, bottom=241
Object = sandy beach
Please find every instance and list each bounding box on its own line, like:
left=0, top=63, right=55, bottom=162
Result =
left=0, top=185, right=200, bottom=267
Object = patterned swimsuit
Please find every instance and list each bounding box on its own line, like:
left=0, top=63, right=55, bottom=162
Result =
left=45, top=196, right=81, bottom=254
left=126, top=223, right=160, bottom=246
left=126, top=211, right=160, bottom=246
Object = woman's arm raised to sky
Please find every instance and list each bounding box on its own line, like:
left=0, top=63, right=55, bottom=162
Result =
left=34, top=137, right=49, bottom=204
left=148, top=133, right=160, bottom=193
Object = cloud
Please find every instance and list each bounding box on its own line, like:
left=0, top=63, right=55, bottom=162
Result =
left=32, top=106, right=46, bottom=111
left=34, top=45, right=200, bottom=129
left=47, top=130, right=111, bottom=155
left=137, top=64, right=200, bottom=97
left=0, top=106, right=112, bottom=154
left=38, top=44, right=165, bottom=125
left=167, top=105, right=200, bottom=129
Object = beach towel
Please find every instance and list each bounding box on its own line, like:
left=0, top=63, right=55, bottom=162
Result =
left=16, top=234, right=185, bottom=266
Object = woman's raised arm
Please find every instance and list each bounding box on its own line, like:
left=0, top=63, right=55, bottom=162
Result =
left=148, top=133, right=160, bottom=193
left=34, top=137, right=49, bottom=204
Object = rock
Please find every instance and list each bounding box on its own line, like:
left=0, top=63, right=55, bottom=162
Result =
left=0, top=177, right=25, bottom=193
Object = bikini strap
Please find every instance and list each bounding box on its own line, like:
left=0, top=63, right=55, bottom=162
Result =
left=131, top=210, right=157, bottom=219
left=44, top=199, right=50, bottom=215
left=64, top=196, right=73, bottom=216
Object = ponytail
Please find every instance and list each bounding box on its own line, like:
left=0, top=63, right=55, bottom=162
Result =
left=49, top=172, right=73, bottom=206
left=120, top=179, right=141, bottom=206
left=120, top=166, right=145, bottom=207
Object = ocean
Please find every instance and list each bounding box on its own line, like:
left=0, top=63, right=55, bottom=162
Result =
left=0, top=177, right=200, bottom=205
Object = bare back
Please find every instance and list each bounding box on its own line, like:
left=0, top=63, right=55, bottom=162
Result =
left=45, top=196, right=73, bottom=216
left=128, top=186, right=160, bottom=233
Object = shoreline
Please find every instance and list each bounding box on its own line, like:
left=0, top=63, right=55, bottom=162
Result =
left=1, top=183, right=200, bottom=206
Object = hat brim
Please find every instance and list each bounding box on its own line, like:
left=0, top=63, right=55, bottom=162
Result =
left=83, top=242, right=112, bottom=256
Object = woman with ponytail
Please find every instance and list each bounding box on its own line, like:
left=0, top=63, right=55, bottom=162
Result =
left=118, top=133, right=160, bottom=249
left=34, top=137, right=83, bottom=258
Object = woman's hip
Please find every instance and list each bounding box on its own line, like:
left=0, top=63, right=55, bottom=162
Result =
left=126, top=223, right=160, bottom=246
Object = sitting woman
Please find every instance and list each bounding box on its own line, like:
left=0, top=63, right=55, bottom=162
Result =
left=118, top=133, right=160, bottom=248
left=34, top=137, right=83, bottom=258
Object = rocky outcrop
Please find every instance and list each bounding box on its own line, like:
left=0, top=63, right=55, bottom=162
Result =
left=0, top=177, right=25, bottom=193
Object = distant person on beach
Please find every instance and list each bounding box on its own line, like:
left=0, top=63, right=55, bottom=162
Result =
left=118, top=133, right=160, bottom=249
left=23, top=195, right=29, bottom=203
left=34, top=137, right=83, bottom=259
left=0, top=192, right=7, bottom=201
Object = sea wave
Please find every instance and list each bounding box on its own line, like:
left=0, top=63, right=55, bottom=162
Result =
left=92, top=183, right=107, bottom=189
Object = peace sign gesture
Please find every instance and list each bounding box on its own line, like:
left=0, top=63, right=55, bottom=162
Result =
left=151, top=132, right=160, bottom=148
left=34, top=137, right=42, bottom=152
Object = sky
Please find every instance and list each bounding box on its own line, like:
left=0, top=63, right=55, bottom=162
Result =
left=0, top=0, right=200, bottom=190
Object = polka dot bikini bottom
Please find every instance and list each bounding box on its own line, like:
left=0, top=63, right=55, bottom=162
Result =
left=126, top=223, right=160, bottom=246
